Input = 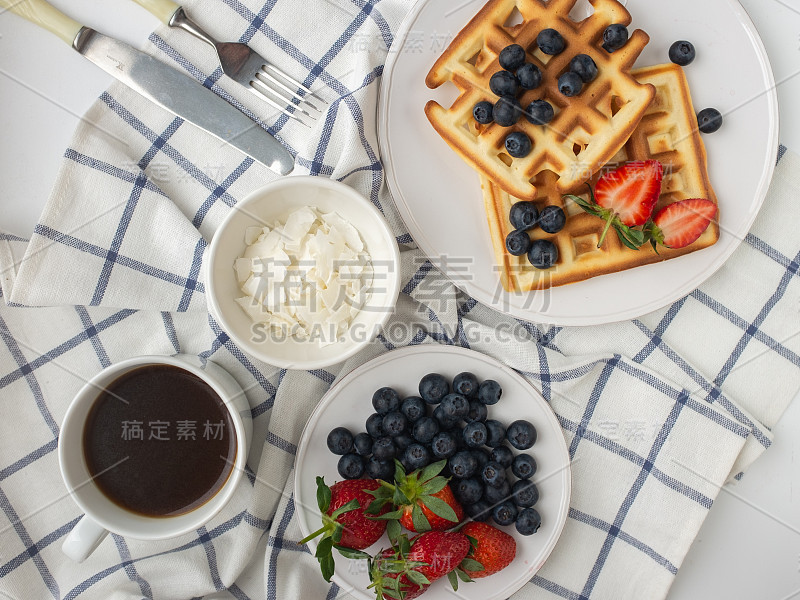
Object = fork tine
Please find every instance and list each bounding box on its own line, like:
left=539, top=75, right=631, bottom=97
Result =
left=261, top=62, right=324, bottom=103
left=255, top=69, right=324, bottom=115
left=253, top=72, right=322, bottom=119
left=248, top=81, right=313, bottom=128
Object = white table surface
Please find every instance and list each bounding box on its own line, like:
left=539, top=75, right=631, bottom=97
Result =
left=1, top=1, right=799, bottom=598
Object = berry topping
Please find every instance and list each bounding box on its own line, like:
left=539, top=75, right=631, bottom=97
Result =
left=595, top=160, right=663, bottom=227
left=504, top=131, right=533, bottom=158
left=419, top=373, right=449, bottom=404
left=412, top=416, right=440, bottom=444
left=338, top=453, right=365, bottom=479
left=490, top=444, right=514, bottom=469
left=697, top=108, right=723, bottom=133
left=647, top=198, right=717, bottom=249
left=538, top=205, right=566, bottom=234
left=537, top=28, right=566, bottom=55
left=403, top=443, right=431, bottom=471
left=481, top=461, right=507, bottom=488
left=484, top=419, right=506, bottom=447
left=449, top=450, right=479, bottom=479
left=327, top=426, right=354, bottom=455
left=558, top=71, right=583, bottom=97
left=459, top=522, right=517, bottom=578
left=353, top=432, right=373, bottom=456
left=431, top=431, right=458, bottom=459
left=463, top=421, right=488, bottom=448
left=569, top=53, right=598, bottom=82
left=492, top=96, right=523, bottom=127
left=454, top=478, right=484, bottom=504
left=453, top=372, right=479, bottom=398
left=525, top=99, right=555, bottom=125
left=473, top=100, right=494, bottom=125
left=515, top=507, right=542, bottom=535
left=382, top=411, right=408, bottom=437
left=366, top=413, right=384, bottom=438
left=493, top=501, right=519, bottom=526
left=506, top=419, right=537, bottom=450
left=505, top=230, right=532, bottom=257
left=466, top=400, right=488, bottom=423
left=512, top=479, right=540, bottom=508
left=527, top=239, right=559, bottom=269
left=516, top=62, right=543, bottom=90
left=511, top=453, right=537, bottom=479
left=509, top=201, right=539, bottom=230
left=669, top=40, right=696, bottom=66
left=478, top=380, right=502, bottom=405
left=365, top=456, right=394, bottom=480
left=499, top=43, right=527, bottom=71
left=372, top=437, right=397, bottom=461
left=489, top=70, right=519, bottom=97
left=372, top=387, right=400, bottom=414
left=400, top=396, right=426, bottom=423
left=602, top=24, right=629, bottom=52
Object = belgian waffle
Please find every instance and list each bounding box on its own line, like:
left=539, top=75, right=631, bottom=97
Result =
left=483, top=63, right=720, bottom=292
left=425, top=0, right=656, bottom=200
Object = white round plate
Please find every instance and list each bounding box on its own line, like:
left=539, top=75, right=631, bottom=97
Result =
left=294, top=345, right=571, bottom=600
left=378, top=0, right=778, bottom=326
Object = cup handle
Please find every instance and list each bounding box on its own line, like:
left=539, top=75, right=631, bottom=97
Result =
left=62, top=515, right=109, bottom=562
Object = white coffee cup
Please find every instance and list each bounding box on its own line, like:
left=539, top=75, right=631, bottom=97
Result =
left=58, top=354, right=252, bottom=562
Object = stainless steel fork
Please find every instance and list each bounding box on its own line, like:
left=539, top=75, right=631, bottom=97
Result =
left=131, top=0, right=323, bottom=126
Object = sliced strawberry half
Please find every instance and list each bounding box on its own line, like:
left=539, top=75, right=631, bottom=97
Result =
left=594, top=160, right=663, bottom=227
left=648, top=198, right=717, bottom=249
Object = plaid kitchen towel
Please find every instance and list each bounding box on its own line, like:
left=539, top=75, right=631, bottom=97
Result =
left=2, top=0, right=800, bottom=599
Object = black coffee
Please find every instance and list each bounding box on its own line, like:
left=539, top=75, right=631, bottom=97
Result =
left=82, top=364, right=237, bottom=517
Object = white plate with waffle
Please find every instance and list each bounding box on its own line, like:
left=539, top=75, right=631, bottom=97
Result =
left=378, top=0, right=778, bottom=326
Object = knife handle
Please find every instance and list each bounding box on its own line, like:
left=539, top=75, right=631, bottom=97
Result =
left=0, top=0, right=83, bottom=45
left=129, top=0, right=181, bottom=25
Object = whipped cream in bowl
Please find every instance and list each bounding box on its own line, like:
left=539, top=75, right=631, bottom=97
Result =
left=206, top=177, right=400, bottom=370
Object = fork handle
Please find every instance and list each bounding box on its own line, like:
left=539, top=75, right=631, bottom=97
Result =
left=129, top=0, right=181, bottom=25
left=0, top=0, right=83, bottom=45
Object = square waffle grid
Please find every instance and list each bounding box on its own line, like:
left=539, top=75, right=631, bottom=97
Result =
left=483, top=63, right=721, bottom=291
left=425, top=0, right=656, bottom=200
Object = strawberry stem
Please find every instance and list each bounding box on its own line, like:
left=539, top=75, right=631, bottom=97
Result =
left=598, top=212, right=615, bottom=248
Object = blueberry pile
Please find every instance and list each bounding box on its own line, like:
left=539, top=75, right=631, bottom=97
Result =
left=504, top=200, right=565, bottom=270
left=667, top=39, right=722, bottom=134
left=326, top=373, right=542, bottom=535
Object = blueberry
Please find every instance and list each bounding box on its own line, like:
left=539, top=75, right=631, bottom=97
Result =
left=337, top=453, right=365, bottom=479
left=516, top=63, right=542, bottom=90
left=505, top=131, right=533, bottom=158
left=466, top=500, right=492, bottom=522
left=525, top=100, right=555, bottom=126
left=449, top=450, right=479, bottom=479
left=433, top=404, right=460, bottom=430
left=440, top=393, right=470, bottom=419
left=492, top=96, right=522, bottom=127
left=512, top=453, right=537, bottom=479
left=697, top=108, right=723, bottom=134
left=558, top=71, right=583, bottom=97
left=372, top=387, right=400, bottom=415
left=602, top=24, right=629, bottom=52
left=453, top=372, right=479, bottom=398
left=512, top=479, right=540, bottom=508
left=491, top=445, right=514, bottom=469
left=509, top=201, right=539, bottom=231
left=382, top=411, right=408, bottom=437
left=353, top=432, right=373, bottom=456
left=393, top=432, right=414, bottom=451
left=372, top=437, right=397, bottom=461
left=462, top=421, right=488, bottom=448
left=419, top=373, right=449, bottom=404
left=365, top=456, right=394, bottom=481
left=454, top=478, right=484, bottom=504
left=489, top=70, right=519, bottom=97
left=506, top=420, right=537, bottom=450
left=431, top=431, right=458, bottom=459
left=403, top=443, right=431, bottom=472
left=481, top=461, right=507, bottom=488
left=466, top=400, right=488, bottom=423
left=327, top=427, right=354, bottom=455
left=539, top=205, right=566, bottom=234
left=472, top=448, right=491, bottom=471
left=528, top=239, right=559, bottom=269
left=505, top=230, right=531, bottom=257
left=669, top=40, right=696, bottom=66
left=537, top=28, right=566, bottom=55
left=483, top=479, right=511, bottom=504
left=515, top=507, right=542, bottom=535
left=366, top=413, right=385, bottom=439
left=493, top=501, right=519, bottom=526
left=499, top=44, right=527, bottom=71
left=473, top=100, right=494, bottom=125
left=400, top=396, right=427, bottom=423
left=570, top=54, right=598, bottom=82
left=478, top=380, right=502, bottom=405
left=485, top=420, right=506, bottom=448
left=412, top=416, right=440, bottom=445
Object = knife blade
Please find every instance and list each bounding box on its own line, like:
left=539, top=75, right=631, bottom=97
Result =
left=0, top=0, right=294, bottom=176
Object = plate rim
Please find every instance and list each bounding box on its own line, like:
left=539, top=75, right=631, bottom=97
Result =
left=293, top=344, right=572, bottom=600
left=377, top=0, right=780, bottom=326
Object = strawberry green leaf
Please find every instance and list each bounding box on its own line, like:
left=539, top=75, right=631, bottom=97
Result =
left=399, top=535, right=411, bottom=556
left=393, top=487, right=412, bottom=507
left=316, top=477, right=331, bottom=513
left=394, top=459, right=406, bottom=484
left=448, top=570, right=459, bottom=592
left=334, top=546, right=371, bottom=560
left=387, top=519, right=402, bottom=543
left=419, top=460, right=446, bottom=483
left=316, top=537, right=333, bottom=559
left=332, top=524, right=343, bottom=544
left=465, top=535, right=479, bottom=552
left=411, top=503, right=430, bottom=532
left=455, top=568, right=473, bottom=583
left=406, top=570, right=431, bottom=587
left=372, top=509, right=405, bottom=520
left=419, top=495, right=458, bottom=522
left=460, top=558, right=484, bottom=572
left=330, top=499, right=360, bottom=520
left=321, top=554, right=335, bottom=583
left=365, top=497, right=391, bottom=515
left=421, top=476, right=448, bottom=496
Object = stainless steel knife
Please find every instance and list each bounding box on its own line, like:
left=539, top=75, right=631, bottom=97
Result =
left=0, top=0, right=295, bottom=176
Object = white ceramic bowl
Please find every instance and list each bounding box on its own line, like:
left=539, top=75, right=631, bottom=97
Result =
left=205, top=177, right=401, bottom=370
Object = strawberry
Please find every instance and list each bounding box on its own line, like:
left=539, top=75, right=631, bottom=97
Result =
left=366, top=460, right=464, bottom=534
left=300, top=477, right=388, bottom=582
left=566, top=160, right=663, bottom=249
left=370, top=532, right=471, bottom=599
left=459, top=522, right=517, bottom=579
left=646, top=198, right=717, bottom=249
